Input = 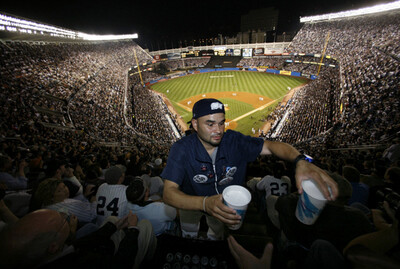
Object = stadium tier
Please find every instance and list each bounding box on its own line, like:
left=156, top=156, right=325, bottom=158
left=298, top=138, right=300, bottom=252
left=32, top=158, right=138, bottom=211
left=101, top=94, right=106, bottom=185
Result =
left=0, top=4, right=400, bottom=268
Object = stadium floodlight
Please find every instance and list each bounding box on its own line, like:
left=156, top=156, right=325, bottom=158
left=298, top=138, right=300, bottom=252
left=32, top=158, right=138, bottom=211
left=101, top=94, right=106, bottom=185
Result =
left=0, top=13, right=138, bottom=41
left=77, top=33, right=138, bottom=40
left=300, top=0, right=400, bottom=23
left=0, top=13, right=76, bottom=38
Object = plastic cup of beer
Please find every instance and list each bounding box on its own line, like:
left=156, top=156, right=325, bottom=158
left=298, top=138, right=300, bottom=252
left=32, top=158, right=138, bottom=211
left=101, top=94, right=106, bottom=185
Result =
left=295, top=179, right=330, bottom=225
left=222, top=185, right=252, bottom=230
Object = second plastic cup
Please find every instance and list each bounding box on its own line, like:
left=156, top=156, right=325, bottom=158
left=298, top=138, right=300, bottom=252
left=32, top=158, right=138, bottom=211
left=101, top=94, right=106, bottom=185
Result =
left=295, top=179, right=328, bottom=225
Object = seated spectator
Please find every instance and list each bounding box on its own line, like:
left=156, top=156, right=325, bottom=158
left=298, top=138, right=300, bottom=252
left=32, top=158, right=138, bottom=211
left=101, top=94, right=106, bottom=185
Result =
left=361, top=159, right=386, bottom=188
left=150, top=158, right=164, bottom=176
left=228, top=234, right=347, bottom=269
left=43, top=159, right=67, bottom=181
left=360, top=159, right=373, bottom=175
left=95, top=166, right=128, bottom=225
left=0, top=155, right=28, bottom=190
left=383, top=166, right=400, bottom=194
left=126, top=177, right=177, bottom=236
left=63, top=164, right=85, bottom=201
left=383, top=138, right=400, bottom=164
left=99, top=157, right=111, bottom=180
left=342, top=165, right=369, bottom=206
left=256, top=161, right=292, bottom=199
left=84, top=163, right=105, bottom=185
left=33, top=178, right=97, bottom=224
left=0, top=209, right=157, bottom=269
left=344, top=201, right=399, bottom=268
left=247, top=161, right=292, bottom=228
left=366, top=165, right=400, bottom=210
left=2, top=190, right=31, bottom=218
left=71, top=161, right=86, bottom=183
left=139, top=164, right=164, bottom=201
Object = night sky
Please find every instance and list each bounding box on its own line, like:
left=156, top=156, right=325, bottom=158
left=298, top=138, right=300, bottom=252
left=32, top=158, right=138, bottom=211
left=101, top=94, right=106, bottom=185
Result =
left=0, top=0, right=394, bottom=49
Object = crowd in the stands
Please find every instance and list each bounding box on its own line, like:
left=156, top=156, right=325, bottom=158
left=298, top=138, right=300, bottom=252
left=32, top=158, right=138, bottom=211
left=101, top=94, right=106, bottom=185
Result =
left=0, top=9, right=399, bottom=269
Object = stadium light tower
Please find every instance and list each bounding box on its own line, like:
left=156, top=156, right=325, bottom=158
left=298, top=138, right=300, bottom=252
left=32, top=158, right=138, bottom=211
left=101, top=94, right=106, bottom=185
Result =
left=0, top=12, right=139, bottom=41
left=300, top=0, right=400, bottom=22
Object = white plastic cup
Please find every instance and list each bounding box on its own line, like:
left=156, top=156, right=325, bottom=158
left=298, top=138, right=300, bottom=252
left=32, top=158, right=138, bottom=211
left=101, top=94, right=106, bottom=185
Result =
left=295, top=179, right=328, bottom=225
left=222, top=185, right=252, bottom=230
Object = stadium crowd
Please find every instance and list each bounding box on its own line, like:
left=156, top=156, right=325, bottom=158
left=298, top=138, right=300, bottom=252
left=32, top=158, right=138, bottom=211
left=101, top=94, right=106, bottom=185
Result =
left=277, top=11, right=400, bottom=150
left=238, top=56, right=284, bottom=69
left=256, top=10, right=400, bottom=159
left=0, top=8, right=399, bottom=269
left=162, top=58, right=210, bottom=71
left=127, top=74, right=178, bottom=142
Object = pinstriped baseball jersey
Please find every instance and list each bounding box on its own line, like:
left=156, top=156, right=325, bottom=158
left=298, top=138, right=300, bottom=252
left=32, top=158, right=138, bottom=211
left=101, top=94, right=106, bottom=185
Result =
left=95, top=183, right=128, bottom=225
left=256, top=175, right=291, bottom=198
left=46, top=198, right=97, bottom=223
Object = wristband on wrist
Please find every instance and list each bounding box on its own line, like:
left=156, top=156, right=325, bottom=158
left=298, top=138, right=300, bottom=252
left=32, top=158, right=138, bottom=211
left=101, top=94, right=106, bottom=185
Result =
left=203, top=196, right=208, bottom=212
left=293, top=154, right=307, bottom=167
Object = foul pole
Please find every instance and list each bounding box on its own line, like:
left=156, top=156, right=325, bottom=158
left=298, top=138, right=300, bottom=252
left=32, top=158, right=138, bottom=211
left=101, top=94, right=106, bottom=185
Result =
left=317, top=31, right=331, bottom=76
left=133, top=49, right=144, bottom=86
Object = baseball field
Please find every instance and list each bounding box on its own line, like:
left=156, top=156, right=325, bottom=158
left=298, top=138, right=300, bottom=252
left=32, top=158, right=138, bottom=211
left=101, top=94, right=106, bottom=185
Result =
left=150, top=71, right=309, bottom=136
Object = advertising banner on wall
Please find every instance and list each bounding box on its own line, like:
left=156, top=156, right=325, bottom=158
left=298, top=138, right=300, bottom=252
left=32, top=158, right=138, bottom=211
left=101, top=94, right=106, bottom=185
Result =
left=226, top=49, right=234, bottom=56
left=200, top=50, right=214, bottom=56
left=253, top=48, right=264, bottom=56
left=242, top=48, right=252, bottom=57
left=214, top=46, right=226, bottom=56
left=182, top=51, right=200, bottom=57
left=234, top=49, right=241, bottom=56
left=167, top=53, right=181, bottom=60
left=280, top=70, right=292, bottom=76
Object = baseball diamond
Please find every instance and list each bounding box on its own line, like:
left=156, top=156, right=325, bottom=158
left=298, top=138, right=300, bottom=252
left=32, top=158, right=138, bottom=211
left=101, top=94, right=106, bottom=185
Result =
left=150, top=71, right=308, bottom=135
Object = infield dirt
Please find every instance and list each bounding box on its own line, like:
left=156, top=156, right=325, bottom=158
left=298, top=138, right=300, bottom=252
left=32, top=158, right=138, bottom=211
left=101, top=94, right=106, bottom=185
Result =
left=158, top=86, right=300, bottom=136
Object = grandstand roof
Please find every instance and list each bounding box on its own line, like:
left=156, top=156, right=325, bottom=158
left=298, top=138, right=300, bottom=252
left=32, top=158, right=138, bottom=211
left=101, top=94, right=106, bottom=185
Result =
left=0, top=0, right=396, bottom=46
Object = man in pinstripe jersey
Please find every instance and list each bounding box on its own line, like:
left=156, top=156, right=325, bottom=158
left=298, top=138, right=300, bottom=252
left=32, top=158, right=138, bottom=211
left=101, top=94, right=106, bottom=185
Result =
left=95, top=166, right=128, bottom=225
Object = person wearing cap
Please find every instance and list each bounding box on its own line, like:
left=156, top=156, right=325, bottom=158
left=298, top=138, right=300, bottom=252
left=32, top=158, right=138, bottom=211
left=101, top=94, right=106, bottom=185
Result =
left=161, top=98, right=338, bottom=240
left=95, top=166, right=128, bottom=225
left=151, top=158, right=164, bottom=177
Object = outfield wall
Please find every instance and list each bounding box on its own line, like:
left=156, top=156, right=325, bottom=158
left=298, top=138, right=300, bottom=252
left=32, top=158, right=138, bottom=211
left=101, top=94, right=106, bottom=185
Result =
left=146, top=68, right=315, bottom=86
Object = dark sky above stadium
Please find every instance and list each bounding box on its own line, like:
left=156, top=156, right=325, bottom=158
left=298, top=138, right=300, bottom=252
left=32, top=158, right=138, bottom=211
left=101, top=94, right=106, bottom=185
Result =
left=0, top=0, right=394, bottom=50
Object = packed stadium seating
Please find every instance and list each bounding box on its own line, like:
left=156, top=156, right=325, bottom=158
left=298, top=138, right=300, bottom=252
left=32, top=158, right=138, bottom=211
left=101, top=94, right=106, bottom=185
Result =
left=264, top=11, right=400, bottom=154
left=205, top=56, right=242, bottom=68
left=1, top=6, right=399, bottom=269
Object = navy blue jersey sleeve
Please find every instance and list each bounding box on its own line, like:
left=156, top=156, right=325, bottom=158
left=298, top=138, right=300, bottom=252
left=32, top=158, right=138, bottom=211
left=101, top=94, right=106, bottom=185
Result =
left=160, top=141, right=187, bottom=186
left=226, top=130, right=264, bottom=162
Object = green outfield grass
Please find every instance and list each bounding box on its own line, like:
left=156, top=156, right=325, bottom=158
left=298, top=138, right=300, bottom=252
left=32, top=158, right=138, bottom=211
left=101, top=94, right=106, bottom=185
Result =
left=150, top=71, right=308, bottom=136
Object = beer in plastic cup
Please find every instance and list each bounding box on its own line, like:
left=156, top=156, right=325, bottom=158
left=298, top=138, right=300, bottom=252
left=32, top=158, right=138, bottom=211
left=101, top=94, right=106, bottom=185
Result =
left=222, top=185, right=252, bottom=230
left=295, top=179, right=329, bottom=225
